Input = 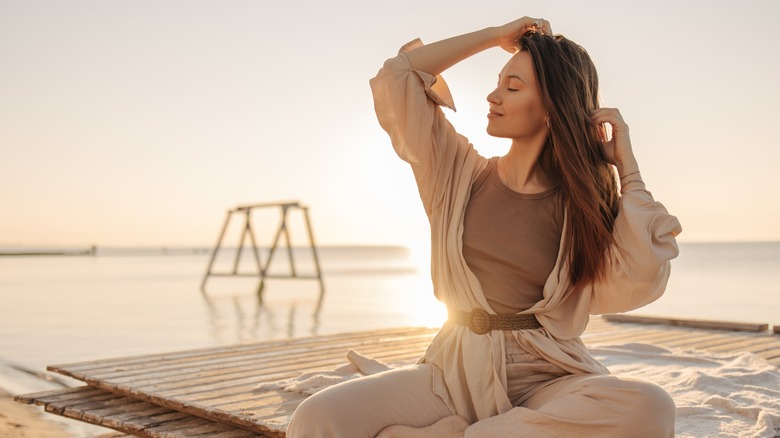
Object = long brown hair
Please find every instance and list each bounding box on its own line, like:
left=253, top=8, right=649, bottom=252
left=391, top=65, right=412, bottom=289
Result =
left=519, top=31, right=620, bottom=286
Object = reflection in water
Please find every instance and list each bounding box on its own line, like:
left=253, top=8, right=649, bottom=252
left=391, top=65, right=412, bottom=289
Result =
left=201, top=283, right=324, bottom=344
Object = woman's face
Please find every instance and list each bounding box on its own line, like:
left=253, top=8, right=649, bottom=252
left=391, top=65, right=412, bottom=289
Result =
left=486, top=50, right=548, bottom=141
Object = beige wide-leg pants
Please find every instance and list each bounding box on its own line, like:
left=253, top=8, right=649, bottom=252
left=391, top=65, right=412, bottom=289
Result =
left=287, top=335, right=675, bottom=438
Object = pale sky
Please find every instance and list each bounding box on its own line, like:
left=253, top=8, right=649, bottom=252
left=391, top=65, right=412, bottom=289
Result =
left=2, top=0, right=779, bottom=248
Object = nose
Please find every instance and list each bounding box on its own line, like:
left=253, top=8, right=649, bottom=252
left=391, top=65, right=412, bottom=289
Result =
left=487, top=87, right=501, bottom=105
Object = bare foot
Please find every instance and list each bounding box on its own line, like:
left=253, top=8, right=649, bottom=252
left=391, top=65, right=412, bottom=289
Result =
left=375, top=415, right=469, bottom=438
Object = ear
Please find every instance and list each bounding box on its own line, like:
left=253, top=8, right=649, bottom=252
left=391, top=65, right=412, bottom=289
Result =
left=545, top=114, right=551, bottom=128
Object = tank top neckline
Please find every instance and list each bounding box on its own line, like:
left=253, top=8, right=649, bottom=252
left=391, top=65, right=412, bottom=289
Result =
left=478, top=157, right=560, bottom=200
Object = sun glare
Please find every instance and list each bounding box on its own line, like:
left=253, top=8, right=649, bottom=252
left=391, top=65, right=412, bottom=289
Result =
left=407, top=293, right=448, bottom=328
left=402, top=238, right=447, bottom=327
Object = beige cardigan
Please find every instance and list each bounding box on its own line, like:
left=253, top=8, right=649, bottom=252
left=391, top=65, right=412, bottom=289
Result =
left=369, top=40, right=683, bottom=423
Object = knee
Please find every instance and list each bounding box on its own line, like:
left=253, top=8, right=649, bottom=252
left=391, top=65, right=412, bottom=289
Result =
left=287, top=391, right=340, bottom=438
left=623, top=379, right=676, bottom=438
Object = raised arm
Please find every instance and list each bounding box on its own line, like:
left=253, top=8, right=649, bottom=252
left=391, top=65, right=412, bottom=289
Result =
left=404, top=17, right=553, bottom=76
left=369, top=16, right=552, bottom=213
left=588, top=108, right=682, bottom=314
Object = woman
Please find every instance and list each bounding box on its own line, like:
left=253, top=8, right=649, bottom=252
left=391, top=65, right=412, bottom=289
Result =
left=288, top=16, right=681, bottom=438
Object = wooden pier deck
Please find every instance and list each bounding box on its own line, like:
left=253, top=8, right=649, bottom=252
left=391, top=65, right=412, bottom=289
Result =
left=15, top=316, right=780, bottom=437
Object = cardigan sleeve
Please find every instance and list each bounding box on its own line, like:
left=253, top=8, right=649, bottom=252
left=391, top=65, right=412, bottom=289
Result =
left=589, top=182, right=683, bottom=314
left=369, top=39, right=474, bottom=215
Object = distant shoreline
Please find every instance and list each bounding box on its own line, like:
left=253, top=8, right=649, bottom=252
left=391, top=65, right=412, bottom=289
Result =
left=0, top=247, right=96, bottom=257
left=0, top=244, right=410, bottom=258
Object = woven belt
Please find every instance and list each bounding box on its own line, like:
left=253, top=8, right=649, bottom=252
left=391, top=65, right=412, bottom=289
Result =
left=449, top=308, right=542, bottom=335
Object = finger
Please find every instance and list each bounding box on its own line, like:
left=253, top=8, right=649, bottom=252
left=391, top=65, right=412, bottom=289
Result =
left=591, top=107, right=621, bottom=118
left=541, top=19, right=553, bottom=35
left=594, top=115, right=627, bottom=133
left=591, top=108, right=627, bottom=127
left=525, top=16, right=544, bottom=32
left=596, top=123, right=607, bottom=142
left=526, top=17, right=552, bottom=35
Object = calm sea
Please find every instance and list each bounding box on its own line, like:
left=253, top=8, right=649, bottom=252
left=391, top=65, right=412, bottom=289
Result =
left=1, top=242, right=779, bottom=396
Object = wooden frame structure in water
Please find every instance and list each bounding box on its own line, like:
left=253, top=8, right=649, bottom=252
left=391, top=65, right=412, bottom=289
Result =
left=200, top=201, right=324, bottom=302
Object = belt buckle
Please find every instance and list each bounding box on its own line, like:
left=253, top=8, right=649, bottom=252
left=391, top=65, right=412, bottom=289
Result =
left=469, top=308, right=491, bottom=335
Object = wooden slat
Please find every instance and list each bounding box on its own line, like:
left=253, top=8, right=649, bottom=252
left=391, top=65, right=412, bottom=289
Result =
left=760, top=346, right=780, bottom=362
left=584, top=325, right=688, bottom=345
left=52, top=327, right=428, bottom=374
left=85, top=333, right=432, bottom=386
left=603, top=314, right=769, bottom=332
left=705, top=336, right=776, bottom=353
left=14, top=386, right=106, bottom=405
left=652, top=330, right=732, bottom=349
left=60, top=331, right=431, bottom=387
left=17, top=386, right=266, bottom=438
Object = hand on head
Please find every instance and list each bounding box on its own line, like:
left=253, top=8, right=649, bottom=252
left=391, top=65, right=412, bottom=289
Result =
left=496, top=17, right=553, bottom=53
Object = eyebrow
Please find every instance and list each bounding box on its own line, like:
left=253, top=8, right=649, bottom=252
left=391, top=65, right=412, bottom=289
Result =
left=498, top=74, right=527, bottom=84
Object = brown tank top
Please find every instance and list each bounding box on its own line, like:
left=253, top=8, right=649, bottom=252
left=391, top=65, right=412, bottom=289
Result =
left=462, top=157, right=564, bottom=315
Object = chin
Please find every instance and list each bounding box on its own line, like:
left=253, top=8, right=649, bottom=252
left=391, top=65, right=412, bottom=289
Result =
left=486, top=126, right=512, bottom=139
left=488, top=122, right=545, bottom=141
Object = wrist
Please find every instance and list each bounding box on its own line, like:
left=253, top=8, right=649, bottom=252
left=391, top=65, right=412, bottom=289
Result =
left=615, top=156, right=639, bottom=178
left=482, top=26, right=505, bottom=48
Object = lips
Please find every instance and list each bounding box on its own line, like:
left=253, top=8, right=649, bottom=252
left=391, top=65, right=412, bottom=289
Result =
left=488, top=107, right=503, bottom=118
